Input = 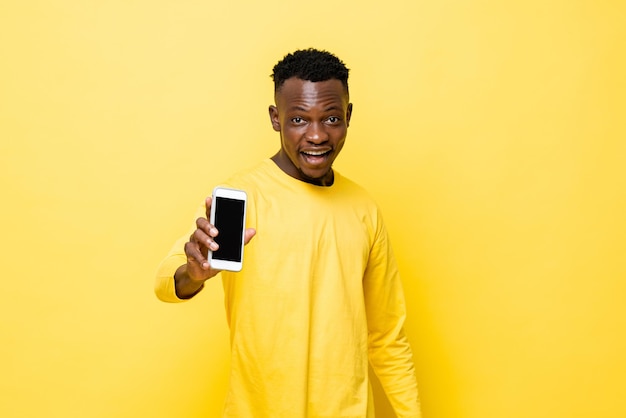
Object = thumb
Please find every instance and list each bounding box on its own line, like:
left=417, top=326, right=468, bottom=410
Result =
left=243, top=228, right=256, bottom=245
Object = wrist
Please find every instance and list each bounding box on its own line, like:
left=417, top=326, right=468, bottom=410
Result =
left=174, top=264, right=206, bottom=299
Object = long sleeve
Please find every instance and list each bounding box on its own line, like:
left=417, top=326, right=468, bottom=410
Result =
left=154, top=234, right=188, bottom=303
left=363, top=211, right=421, bottom=418
left=154, top=204, right=206, bottom=303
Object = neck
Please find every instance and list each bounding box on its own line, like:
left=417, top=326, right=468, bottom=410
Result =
left=270, top=152, right=334, bottom=186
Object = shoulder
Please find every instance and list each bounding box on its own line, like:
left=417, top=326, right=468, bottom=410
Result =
left=222, top=160, right=274, bottom=185
left=217, top=160, right=283, bottom=194
left=334, top=171, right=379, bottom=208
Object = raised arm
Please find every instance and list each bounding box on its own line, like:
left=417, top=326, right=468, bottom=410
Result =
left=155, top=196, right=255, bottom=301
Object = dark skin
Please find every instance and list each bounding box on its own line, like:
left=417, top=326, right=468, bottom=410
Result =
left=174, top=196, right=256, bottom=298
left=174, top=77, right=353, bottom=298
left=269, top=78, right=352, bottom=186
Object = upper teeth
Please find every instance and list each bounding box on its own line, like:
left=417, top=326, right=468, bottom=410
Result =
left=304, top=150, right=328, bottom=156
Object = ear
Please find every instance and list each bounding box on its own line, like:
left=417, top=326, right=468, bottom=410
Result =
left=268, top=105, right=281, bottom=132
left=346, top=103, right=353, bottom=127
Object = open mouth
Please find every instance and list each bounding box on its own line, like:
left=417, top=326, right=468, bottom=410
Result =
left=300, top=149, right=332, bottom=165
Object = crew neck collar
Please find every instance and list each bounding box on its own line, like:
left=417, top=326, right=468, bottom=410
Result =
left=265, top=158, right=341, bottom=189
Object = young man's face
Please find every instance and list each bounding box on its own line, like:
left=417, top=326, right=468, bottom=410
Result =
left=269, top=77, right=352, bottom=186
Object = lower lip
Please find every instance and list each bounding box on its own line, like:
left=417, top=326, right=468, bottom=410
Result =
left=301, top=152, right=330, bottom=166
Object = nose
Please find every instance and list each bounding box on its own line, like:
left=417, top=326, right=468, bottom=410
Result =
left=305, top=122, right=328, bottom=144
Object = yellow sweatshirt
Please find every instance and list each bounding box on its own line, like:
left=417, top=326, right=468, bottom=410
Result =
left=155, top=159, right=420, bottom=417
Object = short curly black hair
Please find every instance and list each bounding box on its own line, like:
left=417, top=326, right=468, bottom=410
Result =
left=271, top=48, right=350, bottom=94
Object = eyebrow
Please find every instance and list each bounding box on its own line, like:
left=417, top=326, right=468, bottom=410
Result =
left=288, top=105, right=342, bottom=112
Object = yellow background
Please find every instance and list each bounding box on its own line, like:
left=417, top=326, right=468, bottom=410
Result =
left=1, top=1, right=625, bottom=417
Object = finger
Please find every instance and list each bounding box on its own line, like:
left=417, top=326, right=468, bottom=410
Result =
left=243, top=228, right=256, bottom=245
left=196, top=216, right=219, bottom=238
left=184, top=241, right=210, bottom=270
left=192, top=228, right=219, bottom=252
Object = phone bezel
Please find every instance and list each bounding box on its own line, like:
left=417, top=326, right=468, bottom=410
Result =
left=208, top=187, right=247, bottom=272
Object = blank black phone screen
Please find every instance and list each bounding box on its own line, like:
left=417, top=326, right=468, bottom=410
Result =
left=213, top=197, right=245, bottom=262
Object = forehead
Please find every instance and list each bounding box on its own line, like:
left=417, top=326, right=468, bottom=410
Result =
left=275, top=78, right=348, bottom=109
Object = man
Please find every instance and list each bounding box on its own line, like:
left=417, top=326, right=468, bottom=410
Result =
left=155, top=48, right=421, bottom=417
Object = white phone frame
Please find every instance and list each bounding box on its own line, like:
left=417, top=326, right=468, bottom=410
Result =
left=208, top=187, right=248, bottom=272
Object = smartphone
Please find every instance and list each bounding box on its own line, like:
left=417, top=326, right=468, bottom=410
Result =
left=208, top=187, right=248, bottom=272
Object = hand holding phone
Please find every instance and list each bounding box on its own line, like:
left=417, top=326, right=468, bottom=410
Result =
left=179, top=191, right=254, bottom=294
left=207, top=187, right=248, bottom=272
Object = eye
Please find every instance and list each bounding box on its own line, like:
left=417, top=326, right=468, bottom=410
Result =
left=326, top=116, right=341, bottom=124
left=291, top=117, right=305, bottom=124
